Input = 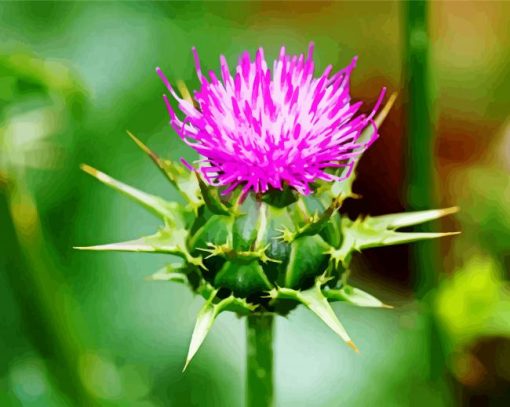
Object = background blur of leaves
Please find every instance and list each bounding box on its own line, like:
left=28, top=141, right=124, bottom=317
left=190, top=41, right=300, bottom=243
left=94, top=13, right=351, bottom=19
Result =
left=1, top=2, right=509, bottom=406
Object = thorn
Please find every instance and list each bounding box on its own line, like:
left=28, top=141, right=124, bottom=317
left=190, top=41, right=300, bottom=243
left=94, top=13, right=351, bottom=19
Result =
left=264, top=288, right=279, bottom=299
left=80, top=163, right=97, bottom=176
left=73, top=245, right=104, bottom=251
left=309, top=212, right=320, bottom=223
left=374, top=91, right=398, bottom=127
left=381, top=304, right=394, bottom=309
left=257, top=244, right=282, bottom=264
left=127, top=130, right=158, bottom=159
left=79, top=164, right=117, bottom=189
left=325, top=247, right=345, bottom=269
left=275, top=226, right=295, bottom=243
left=317, top=273, right=334, bottom=286
left=441, top=206, right=460, bottom=215
left=188, top=255, right=207, bottom=270
left=436, top=231, right=461, bottom=237
left=347, top=340, right=360, bottom=353
left=196, top=247, right=214, bottom=254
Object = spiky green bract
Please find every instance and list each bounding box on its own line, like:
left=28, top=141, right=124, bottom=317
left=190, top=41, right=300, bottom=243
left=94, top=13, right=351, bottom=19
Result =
left=77, top=96, right=458, bottom=368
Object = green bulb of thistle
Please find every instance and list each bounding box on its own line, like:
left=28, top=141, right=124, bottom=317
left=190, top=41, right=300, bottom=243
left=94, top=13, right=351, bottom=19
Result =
left=77, top=45, right=458, bottom=369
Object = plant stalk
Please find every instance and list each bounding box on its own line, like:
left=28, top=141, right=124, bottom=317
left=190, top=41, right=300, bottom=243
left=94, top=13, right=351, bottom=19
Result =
left=246, top=313, right=274, bottom=407
left=404, top=0, right=438, bottom=297
left=404, top=0, right=450, bottom=383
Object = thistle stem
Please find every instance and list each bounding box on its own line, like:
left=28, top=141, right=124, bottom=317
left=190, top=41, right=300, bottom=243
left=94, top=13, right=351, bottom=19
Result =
left=404, top=0, right=437, bottom=295
left=404, top=0, right=449, bottom=382
left=246, top=313, right=274, bottom=407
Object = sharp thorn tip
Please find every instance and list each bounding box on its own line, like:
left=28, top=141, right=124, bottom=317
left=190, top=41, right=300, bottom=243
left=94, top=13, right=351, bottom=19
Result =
left=347, top=340, right=359, bottom=353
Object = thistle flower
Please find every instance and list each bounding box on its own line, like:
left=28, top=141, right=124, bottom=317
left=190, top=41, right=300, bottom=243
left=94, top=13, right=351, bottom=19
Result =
left=78, top=44, right=458, bottom=375
left=156, top=43, right=385, bottom=196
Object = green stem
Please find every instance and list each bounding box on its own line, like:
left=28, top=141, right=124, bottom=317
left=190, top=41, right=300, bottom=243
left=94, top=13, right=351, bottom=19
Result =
left=404, top=0, right=437, bottom=297
left=246, top=313, right=274, bottom=407
left=404, top=0, right=450, bottom=382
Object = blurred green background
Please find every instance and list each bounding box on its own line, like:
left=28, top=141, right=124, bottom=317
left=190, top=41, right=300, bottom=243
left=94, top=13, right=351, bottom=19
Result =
left=1, top=1, right=510, bottom=406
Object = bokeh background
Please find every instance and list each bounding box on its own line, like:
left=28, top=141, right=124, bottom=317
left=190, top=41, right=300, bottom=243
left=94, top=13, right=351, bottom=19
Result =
left=1, top=1, right=510, bottom=406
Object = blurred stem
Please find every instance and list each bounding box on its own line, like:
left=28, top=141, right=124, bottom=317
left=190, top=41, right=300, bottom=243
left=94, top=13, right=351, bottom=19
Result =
left=246, top=314, right=274, bottom=407
left=5, top=171, right=93, bottom=405
left=404, top=0, right=449, bottom=382
left=404, top=0, right=438, bottom=296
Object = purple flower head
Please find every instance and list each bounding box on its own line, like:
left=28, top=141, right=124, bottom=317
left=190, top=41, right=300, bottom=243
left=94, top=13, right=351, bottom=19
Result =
left=157, top=43, right=386, bottom=196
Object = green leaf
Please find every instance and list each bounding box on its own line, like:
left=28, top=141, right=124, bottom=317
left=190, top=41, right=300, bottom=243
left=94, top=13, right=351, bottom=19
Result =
left=290, top=196, right=342, bottom=242
left=324, top=286, right=392, bottom=308
left=184, top=293, right=257, bottom=370
left=195, top=172, right=230, bottom=215
left=255, top=204, right=294, bottom=284
left=214, top=261, right=273, bottom=298
left=272, top=278, right=358, bottom=351
left=261, top=184, right=297, bottom=208
left=232, top=194, right=259, bottom=251
left=188, top=214, right=234, bottom=253
left=285, top=235, right=330, bottom=289
left=258, top=205, right=294, bottom=261
left=301, top=196, right=342, bottom=247
left=80, top=164, right=186, bottom=225
left=127, top=131, right=202, bottom=208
